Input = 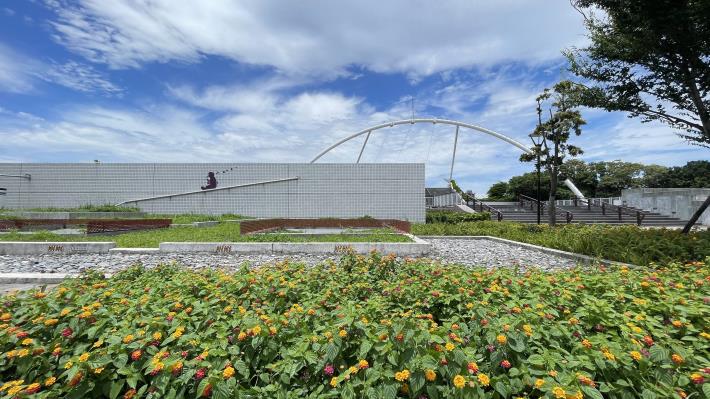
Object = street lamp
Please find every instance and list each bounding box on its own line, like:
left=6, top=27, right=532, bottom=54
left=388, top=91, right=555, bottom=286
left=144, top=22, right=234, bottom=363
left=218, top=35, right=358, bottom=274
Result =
left=529, top=132, right=544, bottom=225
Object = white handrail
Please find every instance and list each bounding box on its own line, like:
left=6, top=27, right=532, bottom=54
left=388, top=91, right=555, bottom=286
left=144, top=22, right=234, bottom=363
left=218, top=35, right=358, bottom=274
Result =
left=116, top=177, right=299, bottom=205
left=0, top=174, right=31, bottom=180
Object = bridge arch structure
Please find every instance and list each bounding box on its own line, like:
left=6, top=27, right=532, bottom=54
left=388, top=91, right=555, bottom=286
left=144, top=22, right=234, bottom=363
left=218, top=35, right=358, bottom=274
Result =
left=310, top=118, right=533, bottom=182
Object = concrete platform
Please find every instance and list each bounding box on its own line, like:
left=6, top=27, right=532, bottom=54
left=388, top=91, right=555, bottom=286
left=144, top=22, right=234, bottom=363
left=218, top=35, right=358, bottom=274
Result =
left=0, top=272, right=75, bottom=284
left=0, top=242, right=116, bottom=255
left=109, top=248, right=161, bottom=254
left=159, top=236, right=431, bottom=256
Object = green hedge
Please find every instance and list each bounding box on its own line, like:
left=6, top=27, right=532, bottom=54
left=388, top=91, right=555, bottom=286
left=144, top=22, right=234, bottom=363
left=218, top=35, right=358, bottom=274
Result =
left=425, top=211, right=490, bottom=224
left=412, top=221, right=710, bottom=265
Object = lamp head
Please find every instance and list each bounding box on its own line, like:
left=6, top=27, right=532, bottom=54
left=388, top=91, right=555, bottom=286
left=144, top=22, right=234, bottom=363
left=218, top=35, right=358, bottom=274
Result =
left=528, top=132, right=543, bottom=147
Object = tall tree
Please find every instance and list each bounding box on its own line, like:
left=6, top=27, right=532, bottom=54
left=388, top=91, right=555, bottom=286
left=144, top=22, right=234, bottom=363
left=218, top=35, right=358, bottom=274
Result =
left=522, top=80, right=586, bottom=226
left=559, top=159, right=598, bottom=196
left=566, top=0, right=710, bottom=146
left=486, top=181, right=511, bottom=201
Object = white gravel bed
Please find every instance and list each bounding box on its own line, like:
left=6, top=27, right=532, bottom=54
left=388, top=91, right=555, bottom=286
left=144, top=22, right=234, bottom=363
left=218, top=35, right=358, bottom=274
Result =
left=0, top=253, right=335, bottom=274
left=0, top=238, right=580, bottom=274
left=427, top=238, right=580, bottom=271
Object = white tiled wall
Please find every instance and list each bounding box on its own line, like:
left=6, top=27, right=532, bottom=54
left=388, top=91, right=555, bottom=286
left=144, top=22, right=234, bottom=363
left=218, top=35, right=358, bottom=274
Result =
left=0, top=163, right=425, bottom=222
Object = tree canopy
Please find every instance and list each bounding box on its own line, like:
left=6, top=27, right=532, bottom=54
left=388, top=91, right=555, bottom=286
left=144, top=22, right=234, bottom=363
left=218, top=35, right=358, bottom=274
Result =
left=487, top=160, right=710, bottom=200
left=566, top=0, right=710, bottom=146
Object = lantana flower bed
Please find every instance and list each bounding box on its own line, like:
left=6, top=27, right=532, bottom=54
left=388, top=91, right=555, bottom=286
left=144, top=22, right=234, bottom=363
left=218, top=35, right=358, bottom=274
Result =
left=0, top=253, right=708, bottom=398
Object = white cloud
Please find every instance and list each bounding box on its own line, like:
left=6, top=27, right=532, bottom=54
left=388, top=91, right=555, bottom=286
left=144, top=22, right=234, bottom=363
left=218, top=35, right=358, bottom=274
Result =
left=577, top=117, right=709, bottom=166
left=0, top=44, right=121, bottom=95
left=0, top=44, right=37, bottom=93
left=45, top=0, right=588, bottom=77
left=40, top=60, right=122, bottom=94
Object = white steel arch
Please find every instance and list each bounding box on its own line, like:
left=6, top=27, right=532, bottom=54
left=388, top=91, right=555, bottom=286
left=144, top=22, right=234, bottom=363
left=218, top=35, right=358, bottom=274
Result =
left=309, top=118, right=533, bottom=181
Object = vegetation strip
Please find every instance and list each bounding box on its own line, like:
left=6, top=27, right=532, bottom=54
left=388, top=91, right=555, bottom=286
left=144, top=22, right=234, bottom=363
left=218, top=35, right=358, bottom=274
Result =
left=0, top=254, right=707, bottom=398
left=412, top=222, right=710, bottom=266
left=0, top=224, right=410, bottom=248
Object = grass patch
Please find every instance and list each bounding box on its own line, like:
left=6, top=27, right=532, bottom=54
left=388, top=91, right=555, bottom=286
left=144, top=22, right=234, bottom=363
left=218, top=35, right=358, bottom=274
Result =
left=151, top=214, right=247, bottom=224
left=0, top=223, right=410, bottom=247
left=0, top=254, right=707, bottom=398
left=6, top=205, right=141, bottom=213
left=412, top=221, right=710, bottom=265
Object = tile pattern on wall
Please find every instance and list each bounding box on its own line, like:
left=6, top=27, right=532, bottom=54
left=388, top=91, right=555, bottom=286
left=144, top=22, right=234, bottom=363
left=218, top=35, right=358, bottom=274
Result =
left=0, top=163, right=425, bottom=222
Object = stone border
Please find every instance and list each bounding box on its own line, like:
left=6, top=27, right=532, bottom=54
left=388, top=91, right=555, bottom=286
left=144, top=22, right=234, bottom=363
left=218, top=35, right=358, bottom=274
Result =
left=0, top=242, right=116, bottom=255
left=419, top=235, right=635, bottom=267
left=0, top=273, right=77, bottom=284
left=159, top=235, right=430, bottom=256
left=109, top=248, right=160, bottom=254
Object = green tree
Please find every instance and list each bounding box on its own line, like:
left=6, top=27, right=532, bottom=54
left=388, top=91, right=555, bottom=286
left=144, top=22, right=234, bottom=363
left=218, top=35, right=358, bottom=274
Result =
left=591, top=160, right=645, bottom=197
left=559, top=159, right=598, bottom=196
left=653, top=160, right=710, bottom=187
left=486, top=181, right=511, bottom=201
left=566, top=0, right=710, bottom=146
left=640, top=164, right=670, bottom=188
left=522, top=81, right=586, bottom=226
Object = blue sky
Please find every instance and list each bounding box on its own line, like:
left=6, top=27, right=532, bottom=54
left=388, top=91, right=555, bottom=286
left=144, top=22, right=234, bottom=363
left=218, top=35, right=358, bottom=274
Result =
left=0, top=1, right=706, bottom=195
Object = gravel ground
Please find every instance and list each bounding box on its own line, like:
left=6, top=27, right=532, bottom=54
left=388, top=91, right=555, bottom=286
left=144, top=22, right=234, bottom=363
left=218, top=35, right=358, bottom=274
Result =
left=0, top=238, right=579, bottom=275
left=0, top=253, right=334, bottom=274
left=426, top=238, right=579, bottom=271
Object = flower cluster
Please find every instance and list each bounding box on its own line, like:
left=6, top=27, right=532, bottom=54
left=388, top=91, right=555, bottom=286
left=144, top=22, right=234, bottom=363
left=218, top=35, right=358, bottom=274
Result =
left=0, top=254, right=708, bottom=398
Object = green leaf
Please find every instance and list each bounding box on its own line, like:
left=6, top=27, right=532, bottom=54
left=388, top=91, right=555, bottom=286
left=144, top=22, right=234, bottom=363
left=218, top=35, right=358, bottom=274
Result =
left=212, top=381, right=231, bottom=399
left=234, top=359, right=250, bottom=378
left=649, top=346, right=668, bottom=362
left=495, top=381, right=509, bottom=398
left=509, top=337, right=526, bottom=353
left=109, top=380, right=124, bottom=399
left=641, top=389, right=657, bottom=399
left=325, top=343, right=339, bottom=362
left=359, top=340, right=373, bottom=358
left=702, top=384, right=710, bottom=399
left=383, top=383, right=397, bottom=399
left=387, top=351, right=398, bottom=366
left=527, top=354, right=545, bottom=366
left=581, top=386, right=604, bottom=399
left=410, top=371, right=425, bottom=393
left=195, top=379, right=210, bottom=399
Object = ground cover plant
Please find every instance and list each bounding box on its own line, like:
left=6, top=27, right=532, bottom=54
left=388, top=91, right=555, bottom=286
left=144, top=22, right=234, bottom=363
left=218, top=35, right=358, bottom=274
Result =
left=0, top=254, right=708, bottom=398
left=0, top=224, right=410, bottom=248
left=412, top=222, right=710, bottom=266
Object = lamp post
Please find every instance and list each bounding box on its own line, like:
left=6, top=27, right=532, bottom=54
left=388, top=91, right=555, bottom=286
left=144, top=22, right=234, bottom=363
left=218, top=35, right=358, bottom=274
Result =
left=529, top=132, right=544, bottom=225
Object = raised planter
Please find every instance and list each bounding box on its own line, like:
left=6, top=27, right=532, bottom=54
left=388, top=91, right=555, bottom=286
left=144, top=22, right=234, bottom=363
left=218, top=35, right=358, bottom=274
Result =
left=0, top=242, right=116, bottom=255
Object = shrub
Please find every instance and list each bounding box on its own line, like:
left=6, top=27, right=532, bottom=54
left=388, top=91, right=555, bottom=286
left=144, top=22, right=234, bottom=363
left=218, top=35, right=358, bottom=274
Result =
left=413, top=221, right=710, bottom=265
left=0, top=254, right=707, bottom=398
left=426, top=211, right=490, bottom=224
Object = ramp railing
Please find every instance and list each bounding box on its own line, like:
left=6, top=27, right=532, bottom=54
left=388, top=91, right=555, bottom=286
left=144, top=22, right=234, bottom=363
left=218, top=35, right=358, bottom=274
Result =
left=116, top=177, right=299, bottom=206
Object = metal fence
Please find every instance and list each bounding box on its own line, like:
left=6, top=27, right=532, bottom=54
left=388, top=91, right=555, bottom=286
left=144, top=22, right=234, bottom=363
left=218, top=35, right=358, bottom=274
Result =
left=425, top=192, right=463, bottom=208
left=556, top=197, right=621, bottom=206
